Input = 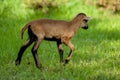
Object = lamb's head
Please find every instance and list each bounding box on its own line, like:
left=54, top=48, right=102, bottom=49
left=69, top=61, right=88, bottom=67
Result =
left=77, top=13, right=90, bottom=30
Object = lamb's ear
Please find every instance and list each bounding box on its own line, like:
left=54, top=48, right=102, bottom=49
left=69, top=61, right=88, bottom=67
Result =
left=83, top=17, right=91, bottom=22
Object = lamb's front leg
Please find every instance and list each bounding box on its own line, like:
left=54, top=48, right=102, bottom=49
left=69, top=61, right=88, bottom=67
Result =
left=57, top=41, right=64, bottom=63
left=65, top=41, right=74, bottom=64
left=62, top=38, right=74, bottom=64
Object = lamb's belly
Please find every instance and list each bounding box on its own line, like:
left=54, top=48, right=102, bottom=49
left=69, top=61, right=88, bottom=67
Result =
left=44, top=34, right=61, bottom=41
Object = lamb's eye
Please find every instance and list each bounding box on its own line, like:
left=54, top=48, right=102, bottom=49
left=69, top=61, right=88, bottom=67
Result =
left=83, top=19, right=88, bottom=22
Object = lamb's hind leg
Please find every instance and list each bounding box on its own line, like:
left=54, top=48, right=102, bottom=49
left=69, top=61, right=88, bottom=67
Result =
left=15, top=38, right=33, bottom=65
left=31, top=38, right=43, bottom=69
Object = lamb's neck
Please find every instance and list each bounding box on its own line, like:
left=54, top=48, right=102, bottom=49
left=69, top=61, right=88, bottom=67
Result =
left=69, top=18, right=82, bottom=33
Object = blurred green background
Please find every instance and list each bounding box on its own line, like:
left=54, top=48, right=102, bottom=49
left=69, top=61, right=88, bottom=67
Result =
left=0, top=0, right=120, bottom=80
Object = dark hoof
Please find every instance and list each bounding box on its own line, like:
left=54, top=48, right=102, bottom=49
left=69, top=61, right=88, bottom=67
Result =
left=36, top=64, right=43, bottom=70
left=62, top=59, right=70, bottom=66
left=15, top=60, right=20, bottom=65
left=60, top=60, right=64, bottom=64
left=65, top=59, right=70, bottom=64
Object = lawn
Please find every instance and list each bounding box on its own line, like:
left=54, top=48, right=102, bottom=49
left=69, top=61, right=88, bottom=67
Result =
left=0, top=0, right=120, bottom=80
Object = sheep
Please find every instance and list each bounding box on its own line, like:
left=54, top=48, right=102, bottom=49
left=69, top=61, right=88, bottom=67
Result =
left=15, top=13, right=90, bottom=69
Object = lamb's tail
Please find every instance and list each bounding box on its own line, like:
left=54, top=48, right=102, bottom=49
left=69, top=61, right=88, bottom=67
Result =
left=20, top=24, right=30, bottom=39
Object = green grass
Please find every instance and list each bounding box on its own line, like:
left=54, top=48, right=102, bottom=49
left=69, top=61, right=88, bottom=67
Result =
left=0, top=0, right=120, bottom=80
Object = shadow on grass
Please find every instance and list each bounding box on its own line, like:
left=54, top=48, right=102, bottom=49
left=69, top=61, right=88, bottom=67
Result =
left=85, top=17, right=120, bottom=41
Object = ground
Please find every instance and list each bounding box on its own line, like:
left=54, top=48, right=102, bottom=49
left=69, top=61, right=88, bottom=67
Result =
left=0, top=0, right=120, bottom=80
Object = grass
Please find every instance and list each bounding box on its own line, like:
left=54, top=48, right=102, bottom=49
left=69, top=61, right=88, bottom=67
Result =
left=0, top=0, right=120, bottom=80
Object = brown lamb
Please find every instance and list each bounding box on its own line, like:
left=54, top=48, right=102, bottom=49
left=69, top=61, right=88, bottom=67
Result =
left=15, top=13, right=90, bottom=69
